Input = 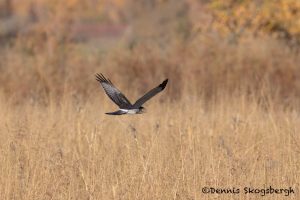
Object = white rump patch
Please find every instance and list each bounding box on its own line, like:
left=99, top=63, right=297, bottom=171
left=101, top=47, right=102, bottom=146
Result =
left=120, top=109, right=139, bottom=114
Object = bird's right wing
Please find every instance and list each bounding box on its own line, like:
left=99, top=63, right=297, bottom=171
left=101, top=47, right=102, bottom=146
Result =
left=133, top=79, right=168, bottom=108
left=95, top=73, right=132, bottom=108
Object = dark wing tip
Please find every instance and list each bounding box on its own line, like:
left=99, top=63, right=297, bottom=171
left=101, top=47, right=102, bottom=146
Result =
left=159, top=79, right=168, bottom=90
left=95, top=73, right=112, bottom=84
left=95, top=73, right=103, bottom=82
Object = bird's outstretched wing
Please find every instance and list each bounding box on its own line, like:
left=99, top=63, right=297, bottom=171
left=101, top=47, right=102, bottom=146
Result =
left=95, top=73, right=132, bottom=108
left=133, top=79, right=168, bottom=108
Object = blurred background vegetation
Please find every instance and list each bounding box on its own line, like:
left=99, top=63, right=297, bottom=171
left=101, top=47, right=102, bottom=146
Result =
left=0, top=0, right=300, bottom=109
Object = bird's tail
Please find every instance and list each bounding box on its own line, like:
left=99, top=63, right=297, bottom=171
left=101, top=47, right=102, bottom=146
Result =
left=105, top=110, right=127, bottom=115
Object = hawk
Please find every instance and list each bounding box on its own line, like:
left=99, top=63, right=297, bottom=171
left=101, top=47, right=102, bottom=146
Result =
left=95, top=73, right=168, bottom=115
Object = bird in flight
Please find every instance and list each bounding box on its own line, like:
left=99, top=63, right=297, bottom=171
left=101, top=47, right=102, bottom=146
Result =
left=95, top=73, right=168, bottom=115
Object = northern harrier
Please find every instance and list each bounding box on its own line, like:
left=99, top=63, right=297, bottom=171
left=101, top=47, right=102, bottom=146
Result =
left=95, top=73, right=168, bottom=115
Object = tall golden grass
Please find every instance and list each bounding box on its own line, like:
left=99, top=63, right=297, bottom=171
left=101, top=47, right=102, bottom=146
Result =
left=0, top=0, right=300, bottom=199
left=1, top=92, right=299, bottom=199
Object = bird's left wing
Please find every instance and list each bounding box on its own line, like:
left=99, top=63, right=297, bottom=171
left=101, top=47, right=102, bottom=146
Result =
left=95, top=73, right=132, bottom=108
left=133, top=79, right=168, bottom=108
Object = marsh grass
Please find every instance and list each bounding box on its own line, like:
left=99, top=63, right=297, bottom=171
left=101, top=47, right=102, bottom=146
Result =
left=0, top=92, right=299, bottom=199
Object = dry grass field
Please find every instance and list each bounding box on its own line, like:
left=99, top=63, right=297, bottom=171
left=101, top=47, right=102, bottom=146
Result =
left=1, top=0, right=300, bottom=199
left=1, top=93, right=300, bottom=200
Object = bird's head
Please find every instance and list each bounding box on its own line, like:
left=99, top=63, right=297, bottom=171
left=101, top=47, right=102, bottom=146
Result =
left=138, top=106, right=146, bottom=114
